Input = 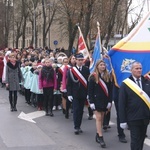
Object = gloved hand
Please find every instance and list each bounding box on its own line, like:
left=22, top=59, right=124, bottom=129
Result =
left=120, top=123, right=128, bottom=129
left=90, top=103, right=95, bottom=110
left=86, top=95, right=89, bottom=100
left=106, top=102, right=111, bottom=109
left=68, top=96, right=73, bottom=102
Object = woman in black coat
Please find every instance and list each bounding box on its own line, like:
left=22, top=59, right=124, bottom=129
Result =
left=88, top=60, right=112, bottom=148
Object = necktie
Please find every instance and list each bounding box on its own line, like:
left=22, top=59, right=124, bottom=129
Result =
left=79, top=67, right=81, bottom=71
left=136, top=79, right=141, bottom=88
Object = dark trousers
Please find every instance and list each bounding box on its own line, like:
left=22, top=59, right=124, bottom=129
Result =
left=128, top=120, right=148, bottom=150
left=37, top=94, right=43, bottom=108
left=103, top=111, right=111, bottom=126
left=9, top=91, right=17, bottom=107
left=43, top=87, right=54, bottom=113
left=114, top=98, right=125, bottom=138
left=73, top=97, right=85, bottom=129
left=113, top=85, right=125, bottom=138
left=25, top=89, right=31, bottom=103
left=53, top=94, right=61, bottom=106
left=66, top=98, right=72, bottom=116
left=30, top=93, right=37, bottom=106
left=88, top=106, right=93, bottom=116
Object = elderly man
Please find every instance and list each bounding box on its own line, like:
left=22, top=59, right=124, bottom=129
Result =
left=119, top=61, right=150, bottom=150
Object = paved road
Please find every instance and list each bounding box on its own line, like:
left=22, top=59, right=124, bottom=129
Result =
left=0, top=87, right=150, bottom=150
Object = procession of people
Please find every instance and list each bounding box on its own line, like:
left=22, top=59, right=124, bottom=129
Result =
left=0, top=46, right=149, bottom=150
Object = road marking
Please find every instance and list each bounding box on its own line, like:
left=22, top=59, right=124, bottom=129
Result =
left=144, top=138, right=150, bottom=146
left=18, top=111, right=45, bottom=123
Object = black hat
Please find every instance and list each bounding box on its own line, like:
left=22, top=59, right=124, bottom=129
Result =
left=75, top=53, right=84, bottom=59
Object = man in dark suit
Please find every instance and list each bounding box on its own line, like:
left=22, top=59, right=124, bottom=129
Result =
left=67, top=53, right=90, bottom=134
left=119, top=61, right=150, bottom=150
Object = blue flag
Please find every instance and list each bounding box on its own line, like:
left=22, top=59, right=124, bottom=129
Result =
left=89, top=31, right=101, bottom=73
left=109, top=12, right=150, bottom=87
left=103, top=56, right=112, bottom=74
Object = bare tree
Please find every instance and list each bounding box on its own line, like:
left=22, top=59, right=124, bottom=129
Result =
left=41, top=0, right=57, bottom=47
left=4, top=0, right=13, bottom=47
left=21, top=0, right=30, bottom=48
left=12, top=0, right=23, bottom=48
left=103, top=0, right=121, bottom=48
left=128, top=0, right=146, bottom=33
left=27, top=0, right=39, bottom=47
left=57, top=0, right=89, bottom=55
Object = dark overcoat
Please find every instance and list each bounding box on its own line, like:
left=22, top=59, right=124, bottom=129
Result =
left=67, top=66, right=90, bottom=99
left=88, top=74, right=112, bottom=111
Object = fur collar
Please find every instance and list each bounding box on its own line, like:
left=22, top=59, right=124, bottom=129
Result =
left=7, top=61, right=19, bottom=69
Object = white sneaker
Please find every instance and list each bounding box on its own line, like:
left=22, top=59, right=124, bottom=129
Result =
left=57, top=105, right=62, bottom=110
left=53, top=106, right=56, bottom=110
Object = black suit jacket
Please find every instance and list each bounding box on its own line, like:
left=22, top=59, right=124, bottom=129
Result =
left=67, top=66, right=90, bottom=99
left=119, top=75, right=150, bottom=123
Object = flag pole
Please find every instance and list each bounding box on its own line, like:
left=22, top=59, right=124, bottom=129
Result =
left=97, top=22, right=102, bottom=55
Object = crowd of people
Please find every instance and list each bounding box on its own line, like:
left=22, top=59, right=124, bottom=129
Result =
left=0, top=47, right=149, bottom=150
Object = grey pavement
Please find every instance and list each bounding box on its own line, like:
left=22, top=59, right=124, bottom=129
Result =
left=0, top=87, right=150, bottom=150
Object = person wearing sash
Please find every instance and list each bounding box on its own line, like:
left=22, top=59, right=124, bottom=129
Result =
left=88, top=60, right=112, bottom=148
left=67, top=53, right=90, bottom=134
left=119, top=61, right=150, bottom=150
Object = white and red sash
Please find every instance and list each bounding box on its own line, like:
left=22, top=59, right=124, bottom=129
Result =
left=71, top=67, right=87, bottom=88
left=59, top=65, right=70, bottom=75
left=98, top=78, right=109, bottom=97
left=123, top=78, right=150, bottom=109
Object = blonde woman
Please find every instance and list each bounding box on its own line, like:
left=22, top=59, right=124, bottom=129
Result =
left=88, top=60, right=112, bottom=148
left=5, top=53, right=23, bottom=111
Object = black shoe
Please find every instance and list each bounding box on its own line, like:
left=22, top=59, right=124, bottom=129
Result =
left=13, top=107, right=17, bottom=111
left=99, top=136, right=106, bottom=148
left=119, top=136, right=127, bottom=143
left=78, top=128, right=83, bottom=133
left=65, top=113, right=69, bottom=119
left=49, top=112, right=54, bottom=117
left=45, top=113, right=50, bottom=116
left=10, top=107, right=13, bottom=112
left=103, top=125, right=108, bottom=131
left=88, top=115, right=93, bottom=120
left=145, top=134, right=148, bottom=138
left=95, top=133, right=100, bottom=143
left=74, top=129, right=79, bottom=135
left=27, top=101, right=31, bottom=105
left=1, top=83, right=5, bottom=88
left=62, top=109, right=66, bottom=114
